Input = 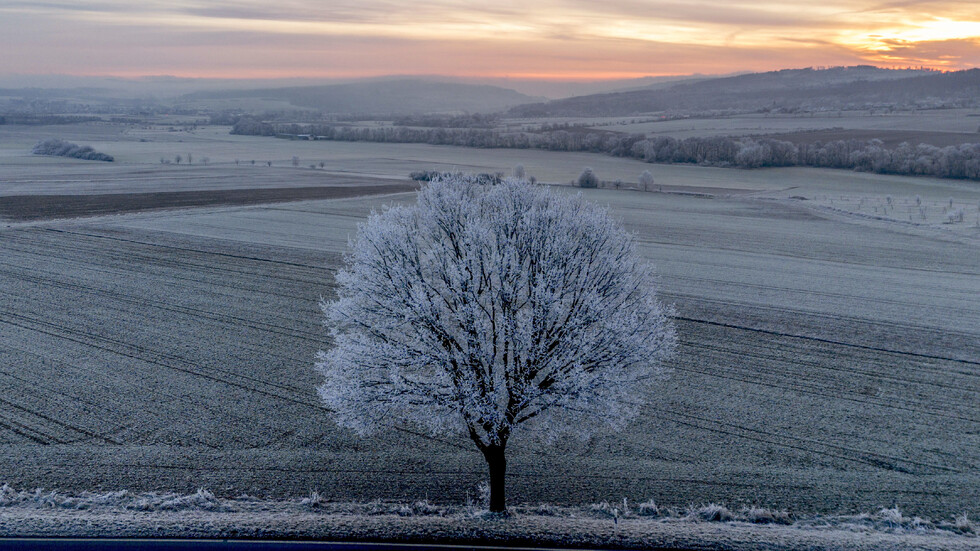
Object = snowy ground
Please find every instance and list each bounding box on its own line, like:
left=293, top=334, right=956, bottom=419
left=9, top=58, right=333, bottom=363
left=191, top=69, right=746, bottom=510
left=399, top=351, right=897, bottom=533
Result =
left=1, top=187, right=976, bottom=519
left=0, top=486, right=976, bottom=551
left=0, top=128, right=978, bottom=539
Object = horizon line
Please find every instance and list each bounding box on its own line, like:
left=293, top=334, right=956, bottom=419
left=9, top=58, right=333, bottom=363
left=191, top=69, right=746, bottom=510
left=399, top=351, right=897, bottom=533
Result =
left=0, top=65, right=965, bottom=84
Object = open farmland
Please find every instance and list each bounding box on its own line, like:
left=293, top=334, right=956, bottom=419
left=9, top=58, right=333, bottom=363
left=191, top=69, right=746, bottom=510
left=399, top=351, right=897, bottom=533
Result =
left=587, top=108, right=980, bottom=138
left=0, top=122, right=979, bottom=520
left=1, top=123, right=979, bottom=523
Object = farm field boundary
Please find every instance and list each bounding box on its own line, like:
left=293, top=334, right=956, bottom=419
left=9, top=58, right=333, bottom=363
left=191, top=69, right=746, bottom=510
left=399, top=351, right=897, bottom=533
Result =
left=0, top=182, right=417, bottom=221
left=0, top=491, right=977, bottom=551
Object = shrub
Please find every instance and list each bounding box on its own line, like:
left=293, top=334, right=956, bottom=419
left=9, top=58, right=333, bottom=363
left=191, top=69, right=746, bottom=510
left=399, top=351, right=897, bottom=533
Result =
left=953, top=513, right=974, bottom=534
left=577, top=167, right=599, bottom=188
left=301, top=491, right=326, bottom=508
left=742, top=506, right=792, bottom=524
left=687, top=503, right=735, bottom=522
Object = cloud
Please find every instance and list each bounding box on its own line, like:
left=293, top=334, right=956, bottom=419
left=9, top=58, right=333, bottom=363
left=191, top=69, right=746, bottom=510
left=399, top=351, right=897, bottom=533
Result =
left=856, top=37, right=980, bottom=66
left=0, top=0, right=977, bottom=78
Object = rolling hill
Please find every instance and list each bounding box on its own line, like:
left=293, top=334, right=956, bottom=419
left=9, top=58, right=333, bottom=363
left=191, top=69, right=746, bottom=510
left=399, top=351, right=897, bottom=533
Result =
left=183, top=79, right=544, bottom=115
left=507, top=66, right=978, bottom=117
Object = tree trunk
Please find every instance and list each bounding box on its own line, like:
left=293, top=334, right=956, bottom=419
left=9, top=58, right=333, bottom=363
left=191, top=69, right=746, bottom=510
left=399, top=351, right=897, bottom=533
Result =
left=481, top=443, right=507, bottom=513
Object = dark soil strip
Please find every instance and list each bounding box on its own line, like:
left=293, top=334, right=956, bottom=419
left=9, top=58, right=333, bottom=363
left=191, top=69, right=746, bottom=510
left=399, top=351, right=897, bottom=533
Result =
left=0, top=183, right=418, bottom=221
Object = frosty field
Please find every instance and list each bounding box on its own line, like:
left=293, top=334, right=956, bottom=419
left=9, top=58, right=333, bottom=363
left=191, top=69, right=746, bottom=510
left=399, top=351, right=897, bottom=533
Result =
left=0, top=125, right=978, bottom=524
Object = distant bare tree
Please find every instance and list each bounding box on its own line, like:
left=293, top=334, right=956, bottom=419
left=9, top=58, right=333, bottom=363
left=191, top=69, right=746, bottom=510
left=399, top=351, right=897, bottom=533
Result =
left=201, top=157, right=210, bottom=166
left=319, top=161, right=326, bottom=169
left=513, top=164, right=526, bottom=180
left=292, top=156, right=300, bottom=167
left=175, top=154, right=182, bottom=165
left=267, top=161, right=272, bottom=167
left=187, top=153, right=193, bottom=165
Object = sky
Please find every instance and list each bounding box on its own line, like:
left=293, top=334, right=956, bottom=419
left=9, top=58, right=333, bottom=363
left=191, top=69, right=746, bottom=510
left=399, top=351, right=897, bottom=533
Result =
left=1, top=0, right=978, bottom=81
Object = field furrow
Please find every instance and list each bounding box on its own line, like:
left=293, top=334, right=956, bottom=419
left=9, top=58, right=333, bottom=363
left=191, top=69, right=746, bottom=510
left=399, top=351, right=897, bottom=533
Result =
left=0, top=184, right=976, bottom=519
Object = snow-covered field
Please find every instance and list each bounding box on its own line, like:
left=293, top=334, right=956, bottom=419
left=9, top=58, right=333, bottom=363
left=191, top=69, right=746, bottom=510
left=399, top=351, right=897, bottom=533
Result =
left=0, top=125, right=978, bottom=544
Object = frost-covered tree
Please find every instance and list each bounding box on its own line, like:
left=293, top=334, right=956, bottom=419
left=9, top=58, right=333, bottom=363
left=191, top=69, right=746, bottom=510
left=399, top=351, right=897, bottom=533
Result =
left=513, top=164, right=526, bottom=180
left=32, top=138, right=114, bottom=162
left=315, top=175, right=676, bottom=512
left=639, top=170, right=654, bottom=191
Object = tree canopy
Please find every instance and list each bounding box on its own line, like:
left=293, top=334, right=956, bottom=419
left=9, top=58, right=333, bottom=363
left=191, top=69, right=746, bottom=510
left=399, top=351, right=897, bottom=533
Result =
left=316, top=175, right=675, bottom=511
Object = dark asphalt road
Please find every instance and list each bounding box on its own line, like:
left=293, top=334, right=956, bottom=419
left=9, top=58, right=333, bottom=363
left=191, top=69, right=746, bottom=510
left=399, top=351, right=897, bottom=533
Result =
left=0, top=540, right=695, bottom=551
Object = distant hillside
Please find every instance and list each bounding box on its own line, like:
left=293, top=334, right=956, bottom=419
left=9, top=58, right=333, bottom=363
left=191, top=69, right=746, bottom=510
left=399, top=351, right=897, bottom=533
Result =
left=508, top=66, right=976, bottom=117
left=184, top=79, right=543, bottom=115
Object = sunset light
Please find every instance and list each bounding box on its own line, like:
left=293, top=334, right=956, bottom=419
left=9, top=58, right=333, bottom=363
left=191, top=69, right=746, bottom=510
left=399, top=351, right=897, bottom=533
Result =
left=1, top=0, right=977, bottom=79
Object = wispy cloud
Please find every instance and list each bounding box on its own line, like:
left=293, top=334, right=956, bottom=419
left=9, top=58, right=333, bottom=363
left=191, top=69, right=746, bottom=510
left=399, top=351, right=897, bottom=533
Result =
left=0, top=0, right=976, bottom=78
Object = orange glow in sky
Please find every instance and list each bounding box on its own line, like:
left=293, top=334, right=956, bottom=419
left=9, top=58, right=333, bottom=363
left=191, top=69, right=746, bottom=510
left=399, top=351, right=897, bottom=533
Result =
left=0, top=1, right=977, bottom=79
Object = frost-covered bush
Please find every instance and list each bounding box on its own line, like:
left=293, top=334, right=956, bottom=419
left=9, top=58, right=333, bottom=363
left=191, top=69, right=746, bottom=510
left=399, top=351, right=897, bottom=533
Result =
left=742, top=506, right=792, bottom=524
left=636, top=498, right=662, bottom=517
left=301, top=491, right=326, bottom=508
left=32, top=138, right=114, bottom=162
left=874, top=507, right=932, bottom=531
left=316, top=175, right=675, bottom=512
left=589, top=501, right=623, bottom=520
left=394, top=500, right=443, bottom=517
left=687, top=503, right=735, bottom=522
left=529, top=503, right=560, bottom=516
left=952, top=513, right=974, bottom=534
left=0, top=485, right=226, bottom=512
left=144, top=488, right=221, bottom=511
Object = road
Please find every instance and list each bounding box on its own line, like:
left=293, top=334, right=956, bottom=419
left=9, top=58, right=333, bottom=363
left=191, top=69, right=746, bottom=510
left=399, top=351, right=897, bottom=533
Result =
left=0, top=539, right=694, bottom=551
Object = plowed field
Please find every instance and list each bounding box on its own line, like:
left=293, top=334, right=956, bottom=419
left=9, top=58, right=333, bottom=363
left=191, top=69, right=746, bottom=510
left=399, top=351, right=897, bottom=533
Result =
left=1, top=181, right=977, bottom=519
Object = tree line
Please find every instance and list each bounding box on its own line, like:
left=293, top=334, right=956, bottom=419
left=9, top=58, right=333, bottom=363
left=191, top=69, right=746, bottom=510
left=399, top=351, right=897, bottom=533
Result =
left=32, top=138, right=114, bottom=162
left=231, top=118, right=980, bottom=181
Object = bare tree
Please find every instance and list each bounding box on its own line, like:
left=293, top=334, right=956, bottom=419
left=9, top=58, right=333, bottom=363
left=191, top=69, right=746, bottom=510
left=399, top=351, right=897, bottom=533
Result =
left=201, top=156, right=210, bottom=166
left=292, top=156, right=300, bottom=167
left=316, top=175, right=676, bottom=513
left=513, top=164, right=526, bottom=180
left=187, top=153, right=193, bottom=165
left=174, top=154, right=182, bottom=165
